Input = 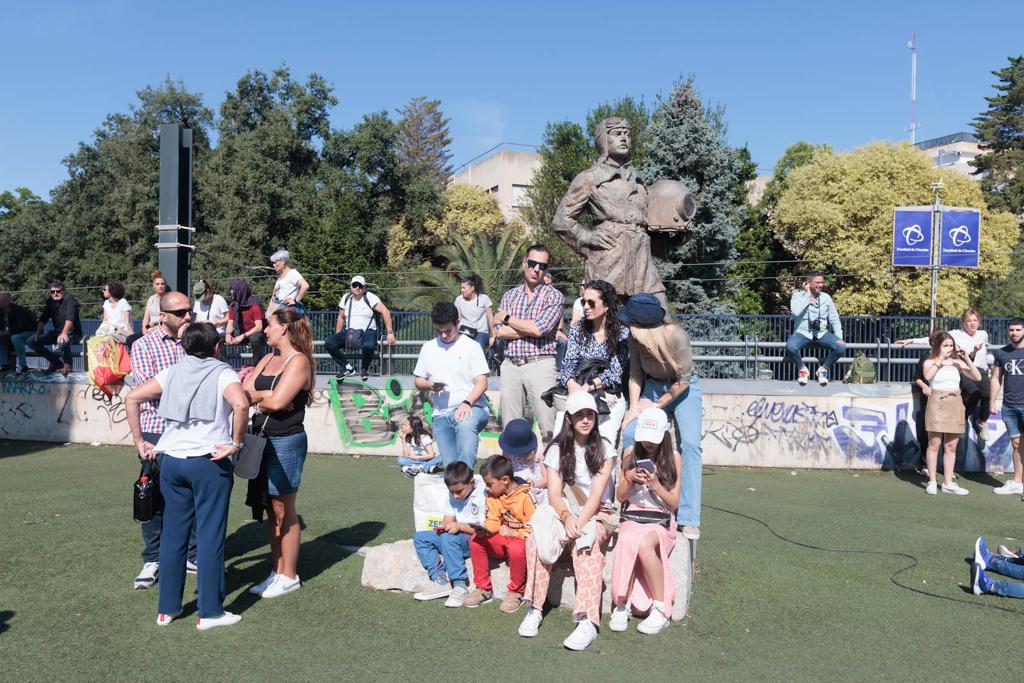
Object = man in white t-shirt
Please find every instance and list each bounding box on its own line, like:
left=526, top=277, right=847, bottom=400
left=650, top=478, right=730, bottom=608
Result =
left=324, top=275, right=396, bottom=381
left=192, top=280, right=230, bottom=336
left=413, top=302, right=490, bottom=467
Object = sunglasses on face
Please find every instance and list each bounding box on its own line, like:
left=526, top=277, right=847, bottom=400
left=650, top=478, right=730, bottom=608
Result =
left=50, top=289, right=64, bottom=294
left=583, top=298, right=602, bottom=308
left=525, top=259, right=549, bottom=271
left=161, top=308, right=190, bottom=318
left=351, top=283, right=364, bottom=289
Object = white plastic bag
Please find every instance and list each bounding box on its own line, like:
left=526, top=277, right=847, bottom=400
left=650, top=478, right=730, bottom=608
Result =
left=413, top=473, right=449, bottom=532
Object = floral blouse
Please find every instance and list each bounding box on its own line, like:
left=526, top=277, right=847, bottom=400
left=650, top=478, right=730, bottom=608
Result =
left=557, top=321, right=630, bottom=390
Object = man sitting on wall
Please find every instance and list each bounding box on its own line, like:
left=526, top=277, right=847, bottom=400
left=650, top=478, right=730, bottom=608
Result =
left=784, top=272, right=845, bottom=387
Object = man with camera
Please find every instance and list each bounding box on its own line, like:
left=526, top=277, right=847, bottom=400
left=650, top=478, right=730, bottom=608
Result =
left=785, top=272, right=845, bottom=387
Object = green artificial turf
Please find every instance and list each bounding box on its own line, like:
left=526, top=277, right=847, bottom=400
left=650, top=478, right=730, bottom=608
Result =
left=1, top=441, right=1021, bottom=681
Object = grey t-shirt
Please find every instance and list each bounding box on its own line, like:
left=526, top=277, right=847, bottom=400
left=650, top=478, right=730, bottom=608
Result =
left=994, top=344, right=1024, bottom=408
left=453, top=294, right=492, bottom=332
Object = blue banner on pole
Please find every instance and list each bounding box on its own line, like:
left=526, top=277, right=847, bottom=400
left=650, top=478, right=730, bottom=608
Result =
left=892, top=208, right=932, bottom=267
left=939, top=209, right=980, bottom=268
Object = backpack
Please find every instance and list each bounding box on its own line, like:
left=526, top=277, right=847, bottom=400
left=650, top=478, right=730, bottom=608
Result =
left=843, top=352, right=877, bottom=384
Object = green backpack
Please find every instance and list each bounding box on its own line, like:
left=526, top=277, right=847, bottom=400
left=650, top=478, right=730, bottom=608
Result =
left=843, top=352, right=877, bottom=384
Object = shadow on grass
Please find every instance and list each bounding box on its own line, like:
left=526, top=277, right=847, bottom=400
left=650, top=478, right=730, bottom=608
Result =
left=0, top=440, right=69, bottom=460
left=222, top=519, right=384, bottom=614
left=0, top=609, right=12, bottom=633
left=892, top=469, right=1003, bottom=490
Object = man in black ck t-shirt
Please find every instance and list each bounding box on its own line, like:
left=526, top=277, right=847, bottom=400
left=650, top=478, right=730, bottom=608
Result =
left=29, top=280, right=82, bottom=376
left=990, top=317, right=1024, bottom=495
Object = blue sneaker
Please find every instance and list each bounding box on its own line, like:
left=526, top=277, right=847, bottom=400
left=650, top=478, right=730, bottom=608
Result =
left=975, top=537, right=993, bottom=570
left=971, top=562, right=993, bottom=595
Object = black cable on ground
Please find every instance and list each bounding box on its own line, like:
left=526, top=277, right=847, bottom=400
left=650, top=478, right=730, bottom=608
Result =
left=702, top=502, right=1024, bottom=617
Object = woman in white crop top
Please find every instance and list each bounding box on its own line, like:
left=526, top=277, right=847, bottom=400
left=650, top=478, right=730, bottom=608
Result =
left=921, top=331, right=981, bottom=496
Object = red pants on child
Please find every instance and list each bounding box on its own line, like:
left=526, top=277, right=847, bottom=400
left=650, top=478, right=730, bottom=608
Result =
left=470, top=533, right=527, bottom=594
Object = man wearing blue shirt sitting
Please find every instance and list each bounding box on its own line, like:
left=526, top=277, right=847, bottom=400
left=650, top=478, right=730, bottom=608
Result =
left=785, top=272, right=845, bottom=386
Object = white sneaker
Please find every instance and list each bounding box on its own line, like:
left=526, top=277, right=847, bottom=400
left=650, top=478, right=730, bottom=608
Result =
left=681, top=525, right=701, bottom=540
left=156, top=610, right=181, bottom=626
left=797, top=368, right=809, bottom=386
left=941, top=482, right=969, bottom=496
left=994, top=480, right=1024, bottom=495
left=248, top=571, right=278, bottom=595
left=196, top=611, right=241, bottom=631
left=413, top=581, right=451, bottom=601
left=998, top=544, right=1021, bottom=559
left=444, top=585, right=468, bottom=608
left=608, top=604, right=630, bottom=632
left=817, top=367, right=829, bottom=387
left=261, top=573, right=301, bottom=598
left=518, top=607, right=543, bottom=637
left=637, top=605, right=671, bottom=635
left=186, top=560, right=198, bottom=575
left=563, top=619, right=598, bottom=651
left=925, top=482, right=937, bottom=495
left=134, top=562, right=159, bottom=589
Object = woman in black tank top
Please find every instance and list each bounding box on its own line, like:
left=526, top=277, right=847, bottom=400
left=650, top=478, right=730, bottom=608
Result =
left=242, top=308, right=315, bottom=598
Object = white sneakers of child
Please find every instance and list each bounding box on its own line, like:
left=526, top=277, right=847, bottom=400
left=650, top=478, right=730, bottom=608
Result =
left=563, top=620, right=599, bottom=651
left=609, top=603, right=670, bottom=635
left=609, top=604, right=630, bottom=631
left=518, top=607, right=543, bottom=637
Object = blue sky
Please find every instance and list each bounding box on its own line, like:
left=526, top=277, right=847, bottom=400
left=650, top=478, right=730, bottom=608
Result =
left=2, top=0, right=1022, bottom=196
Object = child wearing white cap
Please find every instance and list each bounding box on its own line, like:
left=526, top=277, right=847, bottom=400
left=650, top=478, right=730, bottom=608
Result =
left=609, top=406, right=681, bottom=635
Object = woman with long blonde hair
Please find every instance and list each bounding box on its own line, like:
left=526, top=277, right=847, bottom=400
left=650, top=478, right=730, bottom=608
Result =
left=619, top=294, right=701, bottom=541
left=242, top=307, right=315, bottom=598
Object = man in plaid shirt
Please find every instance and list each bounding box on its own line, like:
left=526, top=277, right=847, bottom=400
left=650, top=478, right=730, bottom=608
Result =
left=495, top=244, right=565, bottom=439
left=128, top=290, right=195, bottom=589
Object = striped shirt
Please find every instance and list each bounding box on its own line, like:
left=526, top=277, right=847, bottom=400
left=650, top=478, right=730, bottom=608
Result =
left=499, top=283, right=564, bottom=358
left=130, top=326, right=184, bottom=434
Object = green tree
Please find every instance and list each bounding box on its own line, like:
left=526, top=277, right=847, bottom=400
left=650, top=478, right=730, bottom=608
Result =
left=639, top=76, right=749, bottom=313
left=196, top=67, right=336, bottom=297
left=972, top=55, right=1024, bottom=217
left=772, top=141, right=1019, bottom=315
left=398, top=232, right=527, bottom=310
left=396, top=96, right=453, bottom=191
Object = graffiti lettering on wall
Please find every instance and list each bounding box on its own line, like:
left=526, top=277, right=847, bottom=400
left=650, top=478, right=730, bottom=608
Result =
left=2, top=382, right=47, bottom=395
left=325, top=377, right=502, bottom=448
left=703, top=395, right=914, bottom=466
left=0, top=399, right=35, bottom=435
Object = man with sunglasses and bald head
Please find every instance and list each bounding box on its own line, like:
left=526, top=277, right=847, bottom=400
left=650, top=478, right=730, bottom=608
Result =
left=128, top=289, right=196, bottom=589
left=495, top=244, right=564, bottom=439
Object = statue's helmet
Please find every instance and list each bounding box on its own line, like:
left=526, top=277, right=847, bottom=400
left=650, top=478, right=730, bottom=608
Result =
left=595, top=117, right=633, bottom=162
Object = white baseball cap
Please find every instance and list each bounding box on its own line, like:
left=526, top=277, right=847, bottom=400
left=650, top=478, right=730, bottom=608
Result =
left=565, top=390, right=598, bottom=415
left=633, top=407, right=669, bottom=444
left=351, top=275, right=366, bottom=286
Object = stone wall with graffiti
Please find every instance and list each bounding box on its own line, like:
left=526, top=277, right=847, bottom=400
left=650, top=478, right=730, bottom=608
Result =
left=0, top=377, right=1015, bottom=472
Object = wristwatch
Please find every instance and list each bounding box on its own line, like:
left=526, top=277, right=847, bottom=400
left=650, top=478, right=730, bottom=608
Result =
left=231, top=441, right=244, bottom=450
left=502, top=313, right=511, bottom=324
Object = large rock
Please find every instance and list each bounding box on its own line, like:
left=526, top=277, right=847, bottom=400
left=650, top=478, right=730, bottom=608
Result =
left=361, top=533, right=692, bottom=621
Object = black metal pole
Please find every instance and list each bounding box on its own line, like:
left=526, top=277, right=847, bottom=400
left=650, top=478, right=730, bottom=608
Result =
left=157, top=124, right=193, bottom=294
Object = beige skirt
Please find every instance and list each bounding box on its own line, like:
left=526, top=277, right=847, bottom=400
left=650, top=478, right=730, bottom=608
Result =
left=925, top=389, right=965, bottom=434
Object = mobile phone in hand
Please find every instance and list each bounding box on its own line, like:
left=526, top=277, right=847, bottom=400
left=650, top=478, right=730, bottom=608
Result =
left=635, top=458, right=656, bottom=474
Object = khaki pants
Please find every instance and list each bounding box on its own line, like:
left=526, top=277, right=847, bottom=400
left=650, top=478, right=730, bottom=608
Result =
left=500, top=356, right=557, bottom=439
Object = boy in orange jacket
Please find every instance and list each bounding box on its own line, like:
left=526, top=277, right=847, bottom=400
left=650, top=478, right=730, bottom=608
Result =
left=464, top=455, right=536, bottom=612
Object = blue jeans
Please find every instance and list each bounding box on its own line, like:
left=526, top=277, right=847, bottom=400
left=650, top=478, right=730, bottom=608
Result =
left=397, top=455, right=445, bottom=469
left=324, top=329, right=379, bottom=375
left=1001, top=405, right=1024, bottom=439
left=623, top=377, right=703, bottom=527
left=140, top=433, right=196, bottom=563
left=785, top=332, right=846, bottom=374
left=985, top=556, right=1024, bottom=598
left=432, top=406, right=489, bottom=468
left=30, top=331, right=82, bottom=366
left=158, top=455, right=234, bottom=618
left=413, top=530, right=470, bottom=584
left=0, top=331, right=33, bottom=367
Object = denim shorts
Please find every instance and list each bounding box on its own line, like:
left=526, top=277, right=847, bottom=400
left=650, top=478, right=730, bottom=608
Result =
left=1002, top=406, right=1024, bottom=439
left=264, top=431, right=308, bottom=496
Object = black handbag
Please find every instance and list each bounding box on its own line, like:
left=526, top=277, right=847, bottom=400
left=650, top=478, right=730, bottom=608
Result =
left=619, top=499, right=673, bottom=529
left=133, top=458, right=162, bottom=523
left=486, top=338, right=506, bottom=370
left=458, top=324, right=478, bottom=339
left=344, top=294, right=374, bottom=348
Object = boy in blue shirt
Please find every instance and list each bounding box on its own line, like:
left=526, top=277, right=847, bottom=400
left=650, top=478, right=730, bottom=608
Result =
left=412, top=461, right=486, bottom=607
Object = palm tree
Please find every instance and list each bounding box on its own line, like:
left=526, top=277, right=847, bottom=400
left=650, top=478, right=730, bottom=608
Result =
left=400, top=232, right=527, bottom=311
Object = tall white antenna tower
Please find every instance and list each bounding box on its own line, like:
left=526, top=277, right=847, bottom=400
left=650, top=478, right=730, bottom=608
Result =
left=908, top=32, right=919, bottom=143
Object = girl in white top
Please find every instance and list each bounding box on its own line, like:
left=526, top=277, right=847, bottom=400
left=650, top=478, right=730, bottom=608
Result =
left=521, top=391, right=613, bottom=652
left=610, top=407, right=682, bottom=636
left=453, top=275, right=494, bottom=349
left=267, top=249, right=309, bottom=315
left=141, top=270, right=167, bottom=332
left=921, top=331, right=981, bottom=496
left=102, top=281, right=131, bottom=326
left=397, top=415, right=441, bottom=474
